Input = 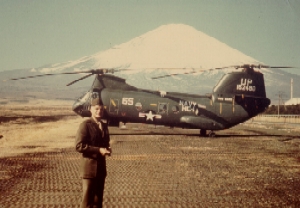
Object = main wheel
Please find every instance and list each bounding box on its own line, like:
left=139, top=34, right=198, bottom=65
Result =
left=208, top=131, right=216, bottom=137
left=200, top=129, right=206, bottom=137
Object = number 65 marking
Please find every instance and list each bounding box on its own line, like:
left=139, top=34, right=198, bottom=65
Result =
left=122, top=98, right=134, bottom=105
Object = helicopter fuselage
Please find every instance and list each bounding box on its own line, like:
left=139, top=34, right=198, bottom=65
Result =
left=100, top=88, right=251, bottom=130
left=72, top=70, right=270, bottom=134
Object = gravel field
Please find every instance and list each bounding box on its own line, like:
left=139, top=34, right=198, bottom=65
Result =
left=0, top=117, right=300, bottom=207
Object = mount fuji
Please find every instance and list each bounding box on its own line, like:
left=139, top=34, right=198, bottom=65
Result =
left=1, top=24, right=299, bottom=103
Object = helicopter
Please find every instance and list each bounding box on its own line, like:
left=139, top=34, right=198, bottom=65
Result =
left=8, top=64, right=293, bottom=137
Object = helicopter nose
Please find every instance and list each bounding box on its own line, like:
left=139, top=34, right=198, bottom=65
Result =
left=72, top=101, right=82, bottom=112
left=72, top=101, right=91, bottom=117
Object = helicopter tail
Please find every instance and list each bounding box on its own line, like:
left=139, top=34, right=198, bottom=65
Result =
left=212, top=68, right=270, bottom=115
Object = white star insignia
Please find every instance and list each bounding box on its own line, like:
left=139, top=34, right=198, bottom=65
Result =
left=139, top=111, right=162, bottom=121
left=145, top=111, right=155, bottom=121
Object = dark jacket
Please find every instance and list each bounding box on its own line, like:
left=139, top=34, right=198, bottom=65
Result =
left=75, top=118, right=110, bottom=178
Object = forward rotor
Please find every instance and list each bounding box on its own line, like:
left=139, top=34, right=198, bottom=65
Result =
left=6, top=68, right=128, bottom=86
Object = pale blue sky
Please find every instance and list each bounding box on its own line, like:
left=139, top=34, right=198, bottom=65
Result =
left=1, top=0, right=300, bottom=74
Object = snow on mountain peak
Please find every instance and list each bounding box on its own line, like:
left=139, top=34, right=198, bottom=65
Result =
left=91, top=24, right=258, bottom=70
left=36, top=24, right=259, bottom=74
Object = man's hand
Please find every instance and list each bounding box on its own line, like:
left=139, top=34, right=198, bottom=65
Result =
left=99, top=147, right=111, bottom=156
left=107, top=147, right=112, bottom=155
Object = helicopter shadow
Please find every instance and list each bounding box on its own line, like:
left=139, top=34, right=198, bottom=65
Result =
left=110, top=131, right=300, bottom=140
left=211, top=134, right=299, bottom=140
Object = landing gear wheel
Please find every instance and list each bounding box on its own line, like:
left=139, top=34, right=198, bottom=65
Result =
left=200, top=129, right=206, bottom=137
left=208, top=131, right=216, bottom=137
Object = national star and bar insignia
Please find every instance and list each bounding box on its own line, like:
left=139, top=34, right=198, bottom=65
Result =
left=139, top=111, right=162, bottom=121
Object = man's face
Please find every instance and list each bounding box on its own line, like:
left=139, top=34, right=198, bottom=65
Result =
left=90, top=105, right=104, bottom=118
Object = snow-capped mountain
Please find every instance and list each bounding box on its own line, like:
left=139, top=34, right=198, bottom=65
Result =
left=1, top=24, right=299, bottom=103
left=37, top=24, right=259, bottom=72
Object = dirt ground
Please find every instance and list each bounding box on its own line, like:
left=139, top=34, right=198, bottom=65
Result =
left=0, top=114, right=300, bottom=207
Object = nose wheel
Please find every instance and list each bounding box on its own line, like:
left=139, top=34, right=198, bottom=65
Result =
left=200, top=129, right=216, bottom=137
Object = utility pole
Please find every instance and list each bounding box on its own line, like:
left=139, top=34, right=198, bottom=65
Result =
left=276, top=91, right=285, bottom=117
left=278, top=93, right=280, bottom=117
left=291, top=78, right=293, bottom=99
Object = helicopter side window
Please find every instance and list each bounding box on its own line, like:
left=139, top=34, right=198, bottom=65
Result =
left=171, top=105, right=179, bottom=113
left=109, top=98, right=119, bottom=114
left=158, top=103, right=168, bottom=114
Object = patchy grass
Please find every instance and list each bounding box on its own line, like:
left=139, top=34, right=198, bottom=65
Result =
left=0, top=115, right=83, bottom=157
left=0, top=100, right=80, bottom=157
left=0, top=98, right=76, bottom=124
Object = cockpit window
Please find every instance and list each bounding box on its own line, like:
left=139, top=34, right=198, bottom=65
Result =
left=91, top=92, right=100, bottom=99
left=78, top=92, right=91, bottom=102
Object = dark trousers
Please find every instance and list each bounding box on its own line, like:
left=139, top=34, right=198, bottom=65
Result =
left=81, top=176, right=106, bottom=208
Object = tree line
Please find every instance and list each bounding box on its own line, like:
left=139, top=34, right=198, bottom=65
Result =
left=263, top=104, right=300, bottom=115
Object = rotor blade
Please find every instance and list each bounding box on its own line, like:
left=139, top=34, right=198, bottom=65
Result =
left=255, top=65, right=294, bottom=69
left=7, top=71, right=86, bottom=81
left=151, top=68, right=221, bottom=79
left=150, top=64, right=266, bottom=80
left=88, top=68, right=134, bottom=74
left=152, top=70, right=200, bottom=79
left=6, top=68, right=132, bottom=81
left=7, top=69, right=106, bottom=81
left=66, top=74, right=94, bottom=86
left=233, top=64, right=296, bottom=69
left=152, top=64, right=254, bottom=79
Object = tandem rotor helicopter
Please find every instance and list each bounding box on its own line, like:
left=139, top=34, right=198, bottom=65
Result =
left=9, top=64, right=294, bottom=137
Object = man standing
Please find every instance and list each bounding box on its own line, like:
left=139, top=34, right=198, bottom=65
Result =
left=75, top=98, right=111, bottom=208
